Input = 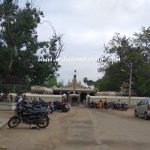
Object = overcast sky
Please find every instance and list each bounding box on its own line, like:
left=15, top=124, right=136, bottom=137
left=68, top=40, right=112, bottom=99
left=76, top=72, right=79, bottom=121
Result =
left=21, top=0, right=150, bottom=84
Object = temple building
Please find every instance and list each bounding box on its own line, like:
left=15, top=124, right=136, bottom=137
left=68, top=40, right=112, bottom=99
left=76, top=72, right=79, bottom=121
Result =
left=53, top=80, right=96, bottom=102
left=31, top=70, right=96, bottom=102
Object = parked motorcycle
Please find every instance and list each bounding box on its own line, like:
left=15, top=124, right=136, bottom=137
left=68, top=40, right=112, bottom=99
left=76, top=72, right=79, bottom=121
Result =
left=89, top=101, right=99, bottom=109
left=53, top=101, right=70, bottom=112
left=8, top=100, right=49, bottom=128
left=88, top=100, right=128, bottom=111
left=120, top=102, right=128, bottom=111
left=31, top=98, right=54, bottom=114
left=108, top=101, right=128, bottom=111
left=46, top=101, right=54, bottom=113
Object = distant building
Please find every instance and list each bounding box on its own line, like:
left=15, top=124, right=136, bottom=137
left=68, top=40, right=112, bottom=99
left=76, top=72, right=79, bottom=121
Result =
left=53, top=80, right=96, bottom=102
left=31, top=70, right=96, bottom=102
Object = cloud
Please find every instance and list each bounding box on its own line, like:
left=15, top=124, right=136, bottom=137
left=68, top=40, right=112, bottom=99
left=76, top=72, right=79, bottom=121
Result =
left=20, top=0, right=150, bottom=83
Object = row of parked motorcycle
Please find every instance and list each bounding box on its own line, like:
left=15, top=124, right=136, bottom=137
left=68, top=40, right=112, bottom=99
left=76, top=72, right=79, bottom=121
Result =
left=8, top=98, right=70, bottom=129
left=88, top=101, right=128, bottom=111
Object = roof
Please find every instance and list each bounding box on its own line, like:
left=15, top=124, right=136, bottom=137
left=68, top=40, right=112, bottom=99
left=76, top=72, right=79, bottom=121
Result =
left=53, top=87, right=96, bottom=92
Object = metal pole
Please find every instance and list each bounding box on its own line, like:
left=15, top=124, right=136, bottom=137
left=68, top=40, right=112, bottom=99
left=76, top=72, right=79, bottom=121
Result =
left=14, top=84, right=16, bottom=93
left=129, top=63, right=132, bottom=106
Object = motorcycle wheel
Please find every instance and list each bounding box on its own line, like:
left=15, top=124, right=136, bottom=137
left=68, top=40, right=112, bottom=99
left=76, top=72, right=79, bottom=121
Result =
left=8, top=116, right=20, bottom=128
left=62, top=107, right=68, bottom=112
left=37, top=116, right=49, bottom=128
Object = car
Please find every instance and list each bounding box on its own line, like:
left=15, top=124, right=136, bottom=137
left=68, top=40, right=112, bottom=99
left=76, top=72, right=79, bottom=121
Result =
left=134, top=98, right=150, bottom=120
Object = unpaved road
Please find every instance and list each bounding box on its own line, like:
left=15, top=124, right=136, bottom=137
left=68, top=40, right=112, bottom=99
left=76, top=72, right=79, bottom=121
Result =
left=0, top=107, right=150, bottom=150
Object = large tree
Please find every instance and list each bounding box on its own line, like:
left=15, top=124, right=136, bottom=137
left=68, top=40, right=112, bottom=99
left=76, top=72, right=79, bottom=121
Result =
left=96, top=27, right=150, bottom=96
left=0, top=0, right=63, bottom=85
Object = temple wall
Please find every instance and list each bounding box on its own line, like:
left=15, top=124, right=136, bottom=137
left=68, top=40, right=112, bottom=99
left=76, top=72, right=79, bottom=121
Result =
left=87, top=95, right=147, bottom=107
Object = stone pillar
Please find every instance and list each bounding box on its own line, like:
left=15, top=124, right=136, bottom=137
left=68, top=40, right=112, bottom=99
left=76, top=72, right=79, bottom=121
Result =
left=86, top=95, right=90, bottom=107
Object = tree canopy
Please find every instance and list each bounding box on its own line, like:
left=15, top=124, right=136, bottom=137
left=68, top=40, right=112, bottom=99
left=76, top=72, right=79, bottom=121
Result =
left=83, top=77, right=95, bottom=88
left=0, top=0, right=63, bottom=86
left=96, top=27, right=150, bottom=96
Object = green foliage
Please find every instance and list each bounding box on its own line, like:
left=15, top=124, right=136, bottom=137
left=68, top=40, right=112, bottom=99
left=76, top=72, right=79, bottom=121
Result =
left=0, top=0, right=63, bottom=85
left=95, top=63, right=126, bottom=91
left=83, top=77, right=95, bottom=87
left=135, top=77, right=150, bottom=96
left=45, top=76, right=64, bottom=88
left=97, top=27, right=150, bottom=96
left=83, top=77, right=88, bottom=85
left=95, top=78, right=116, bottom=91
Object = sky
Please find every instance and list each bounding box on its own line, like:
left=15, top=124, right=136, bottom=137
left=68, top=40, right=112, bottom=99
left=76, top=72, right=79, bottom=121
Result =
left=21, top=0, right=150, bottom=84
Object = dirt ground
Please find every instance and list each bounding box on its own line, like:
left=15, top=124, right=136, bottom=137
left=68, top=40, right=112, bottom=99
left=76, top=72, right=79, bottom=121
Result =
left=0, top=107, right=150, bottom=150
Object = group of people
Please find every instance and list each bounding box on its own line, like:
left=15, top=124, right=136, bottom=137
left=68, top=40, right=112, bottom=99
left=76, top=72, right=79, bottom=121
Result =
left=0, top=92, right=65, bottom=103
left=0, top=92, right=26, bottom=102
left=15, top=93, right=27, bottom=103
left=0, top=93, right=13, bottom=102
left=86, top=98, right=109, bottom=109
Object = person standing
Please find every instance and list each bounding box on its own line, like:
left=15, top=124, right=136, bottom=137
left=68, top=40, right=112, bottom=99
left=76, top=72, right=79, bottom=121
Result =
left=99, top=99, right=104, bottom=109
